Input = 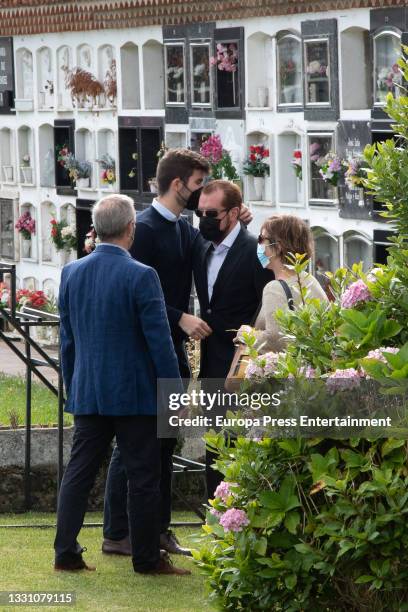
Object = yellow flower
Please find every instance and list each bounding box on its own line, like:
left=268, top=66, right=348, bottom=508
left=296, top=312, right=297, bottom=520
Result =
left=106, top=170, right=114, bottom=182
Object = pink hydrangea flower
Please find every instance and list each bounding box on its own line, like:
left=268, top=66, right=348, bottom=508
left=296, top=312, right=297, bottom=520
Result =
left=341, top=279, right=372, bottom=309
left=261, top=352, right=279, bottom=376
left=326, top=368, right=362, bottom=393
left=219, top=508, right=249, bottom=532
left=365, top=347, right=399, bottom=362
left=299, top=365, right=317, bottom=378
left=245, top=358, right=264, bottom=380
left=214, top=481, right=235, bottom=502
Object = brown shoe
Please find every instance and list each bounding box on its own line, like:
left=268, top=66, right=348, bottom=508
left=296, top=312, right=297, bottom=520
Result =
left=54, top=557, right=96, bottom=572
left=102, top=536, right=131, bottom=556
left=137, top=553, right=191, bottom=576
left=160, top=530, right=192, bottom=557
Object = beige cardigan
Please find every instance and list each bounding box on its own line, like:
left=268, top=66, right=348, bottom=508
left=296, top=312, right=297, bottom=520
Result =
left=254, top=272, right=328, bottom=353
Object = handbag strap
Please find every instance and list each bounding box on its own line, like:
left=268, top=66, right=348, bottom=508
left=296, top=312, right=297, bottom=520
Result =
left=250, top=299, right=263, bottom=326
left=278, top=279, right=295, bottom=311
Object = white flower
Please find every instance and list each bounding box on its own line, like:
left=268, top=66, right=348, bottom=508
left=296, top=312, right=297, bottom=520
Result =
left=61, top=225, right=76, bottom=239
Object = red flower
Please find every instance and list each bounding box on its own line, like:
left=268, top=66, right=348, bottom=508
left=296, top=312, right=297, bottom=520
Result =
left=250, top=145, right=256, bottom=153
left=250, top=154, right=256, bottom=162
left=255, top=146, right=262, bottom=155
left=262, top=149, right=269, bottom=158
left=293, top=150, right=302, bottom=159
left=51, top=228, right=57, bottom=237
left=50, top=219, right=57, bottom=225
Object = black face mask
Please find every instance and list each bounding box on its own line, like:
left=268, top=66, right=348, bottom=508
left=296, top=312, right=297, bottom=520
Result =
left=199, top=215, right=228, bottom=243
left=179, top=184, right=203, bottom=211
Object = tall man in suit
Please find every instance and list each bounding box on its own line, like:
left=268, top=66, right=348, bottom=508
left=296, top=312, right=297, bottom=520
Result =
left=193, top=180, right=275, bottom=497
left=103, top=151, right=252, bottom=556
left=54, top=194, right=189, bottom=576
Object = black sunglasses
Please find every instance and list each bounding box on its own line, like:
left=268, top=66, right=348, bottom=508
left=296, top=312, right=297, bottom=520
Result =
left=195, top=209, right=228, bottom=219
left=258, top=234, right=277, bottom=247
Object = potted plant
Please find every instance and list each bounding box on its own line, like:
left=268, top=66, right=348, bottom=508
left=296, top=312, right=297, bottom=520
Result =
left=20, top=154, right=33, bottom=184
left=75, top=160, right=92, bottom=188
left=15, top=210, right=36, bottom=258
left=98, top=153, right=116, bottom=189
left=243, top=144, right=270, bottom=200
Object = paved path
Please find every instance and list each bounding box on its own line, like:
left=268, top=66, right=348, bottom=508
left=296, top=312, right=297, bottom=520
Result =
left=0, top=339, right=59, bottom=384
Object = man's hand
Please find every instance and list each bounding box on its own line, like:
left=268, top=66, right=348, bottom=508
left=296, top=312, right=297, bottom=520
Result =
left=179, top=313, right=212, bottom=340
left=239, top=204, right=253, bottom=226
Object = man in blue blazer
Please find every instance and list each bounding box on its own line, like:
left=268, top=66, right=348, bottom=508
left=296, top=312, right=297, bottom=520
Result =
left=54, top=194, right=189, bottom=576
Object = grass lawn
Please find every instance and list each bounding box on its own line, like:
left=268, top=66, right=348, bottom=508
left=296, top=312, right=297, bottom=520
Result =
left=0, top=511, right=211, bottom=612
left=0, top=373, right=72, bottom=428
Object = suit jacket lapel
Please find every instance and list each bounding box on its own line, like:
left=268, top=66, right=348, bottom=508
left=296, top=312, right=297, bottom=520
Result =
left=210, top=228, right=246, bottom=305
left=195, top=240, right=212, bottom=310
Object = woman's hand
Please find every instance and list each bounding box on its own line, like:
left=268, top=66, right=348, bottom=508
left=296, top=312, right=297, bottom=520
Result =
left=234, top=324, right=254, bottom=344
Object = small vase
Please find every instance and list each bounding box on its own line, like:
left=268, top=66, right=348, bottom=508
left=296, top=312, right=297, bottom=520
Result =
left=358, top=188, right=365, bottom=208
left=60, top=249, right=71, bottom=265
left=332, top=185, right=339, bottom=205
left=76, top=177, right=90, bottom=189
left=199, top=81, right=207, bottom=103
left=21, top=166, right=33, bottom=184
left=257, top=86, right=268, bottom=108
left=253, top=176, right=264, bottom=200
left=22, top=239, right=31, bottom=258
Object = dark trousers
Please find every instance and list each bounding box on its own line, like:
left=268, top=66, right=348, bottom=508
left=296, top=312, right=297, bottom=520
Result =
left=104, top=341, right=189, bottom=540
left=54, top=414, right=161, bottom=573
left=104, top=437, right=177, bottom=540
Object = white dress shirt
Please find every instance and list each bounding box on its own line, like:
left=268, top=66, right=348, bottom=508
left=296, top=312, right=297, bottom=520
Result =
left=98, top=242, right=129, bottom=254
left=207, top=222, right=241, bottom=302
left=152, top=198, right=178, bottom=222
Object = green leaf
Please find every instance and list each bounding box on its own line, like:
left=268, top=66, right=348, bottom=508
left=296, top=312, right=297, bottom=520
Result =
left=253, top=536, right=267, bottom=556
left=381, top=439, right=406, bottom=457
left=355, top=575, right=375, bottom=584
left=284, top=511, right=300, bottom=535
left=284, top=574, right=297, bottom=590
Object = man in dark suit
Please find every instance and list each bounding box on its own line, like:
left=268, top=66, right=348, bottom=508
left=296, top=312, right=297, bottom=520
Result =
left=54, top=194, right=189, bottom=576
left=193, top=180, right=274, bottom=497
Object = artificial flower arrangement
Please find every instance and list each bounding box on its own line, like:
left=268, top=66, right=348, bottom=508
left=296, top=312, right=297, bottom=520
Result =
left=315, top=151, right=344, bottom=186
left=291, top=148, right=302, bottom=180
left=56, top=144, right=71, bottom=167
left=98, top=153, right=116, bottom=185
left=280, top=59, right=297, bottom=86
left=0, top=282, right=9, bottom=309
left=243, top=144, right=270, bottom=177
left=50, top=218, right=77, bottom=252
left=15, top=211, right=35, bottom=240
left=210, top=43, right=238, bottom=73
left=199, top=134, right=240, bottom=181
left=343, top=156, right=370, bottom=189
left=15, top=288, right=49, bottom=310
left=377, top=63, right=401, bottom=96
left=307, top=60, right=327, bottom=77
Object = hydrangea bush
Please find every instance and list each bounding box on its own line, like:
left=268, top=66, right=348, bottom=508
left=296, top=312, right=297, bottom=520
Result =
left=195, top=53, right=408, bottom=609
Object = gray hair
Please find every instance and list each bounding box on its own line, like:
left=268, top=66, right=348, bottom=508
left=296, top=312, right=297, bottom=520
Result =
left=92, top=195, right=135, bottom=241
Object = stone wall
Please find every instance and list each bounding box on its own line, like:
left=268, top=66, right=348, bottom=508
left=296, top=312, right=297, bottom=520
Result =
left=0, top=427, right=206, bottom=514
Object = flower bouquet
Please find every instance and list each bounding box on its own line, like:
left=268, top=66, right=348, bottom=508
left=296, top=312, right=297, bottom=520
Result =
left=243, top=144, right=270, bottom=177
left=343, top=156, right=369, bottom=188
left=16, top=288, right=49, bottom=310
left=50, top=218, right=77, bottom=252
left=291, top=149, right=302, bottom=180
left=0, top=282, right=10, bottom=309
left=15, top=211, right=35, bottom=240
left=210, top=43, right=238, bottom=73
left=98, top=153, right=116, bottom=187
left=315, top=152, right=344, bottom=186
left=200, top=134, right=240, bottom=181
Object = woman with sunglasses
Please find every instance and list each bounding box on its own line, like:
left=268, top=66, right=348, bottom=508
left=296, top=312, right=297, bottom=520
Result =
left=238, top=214, right=328, bottom=353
